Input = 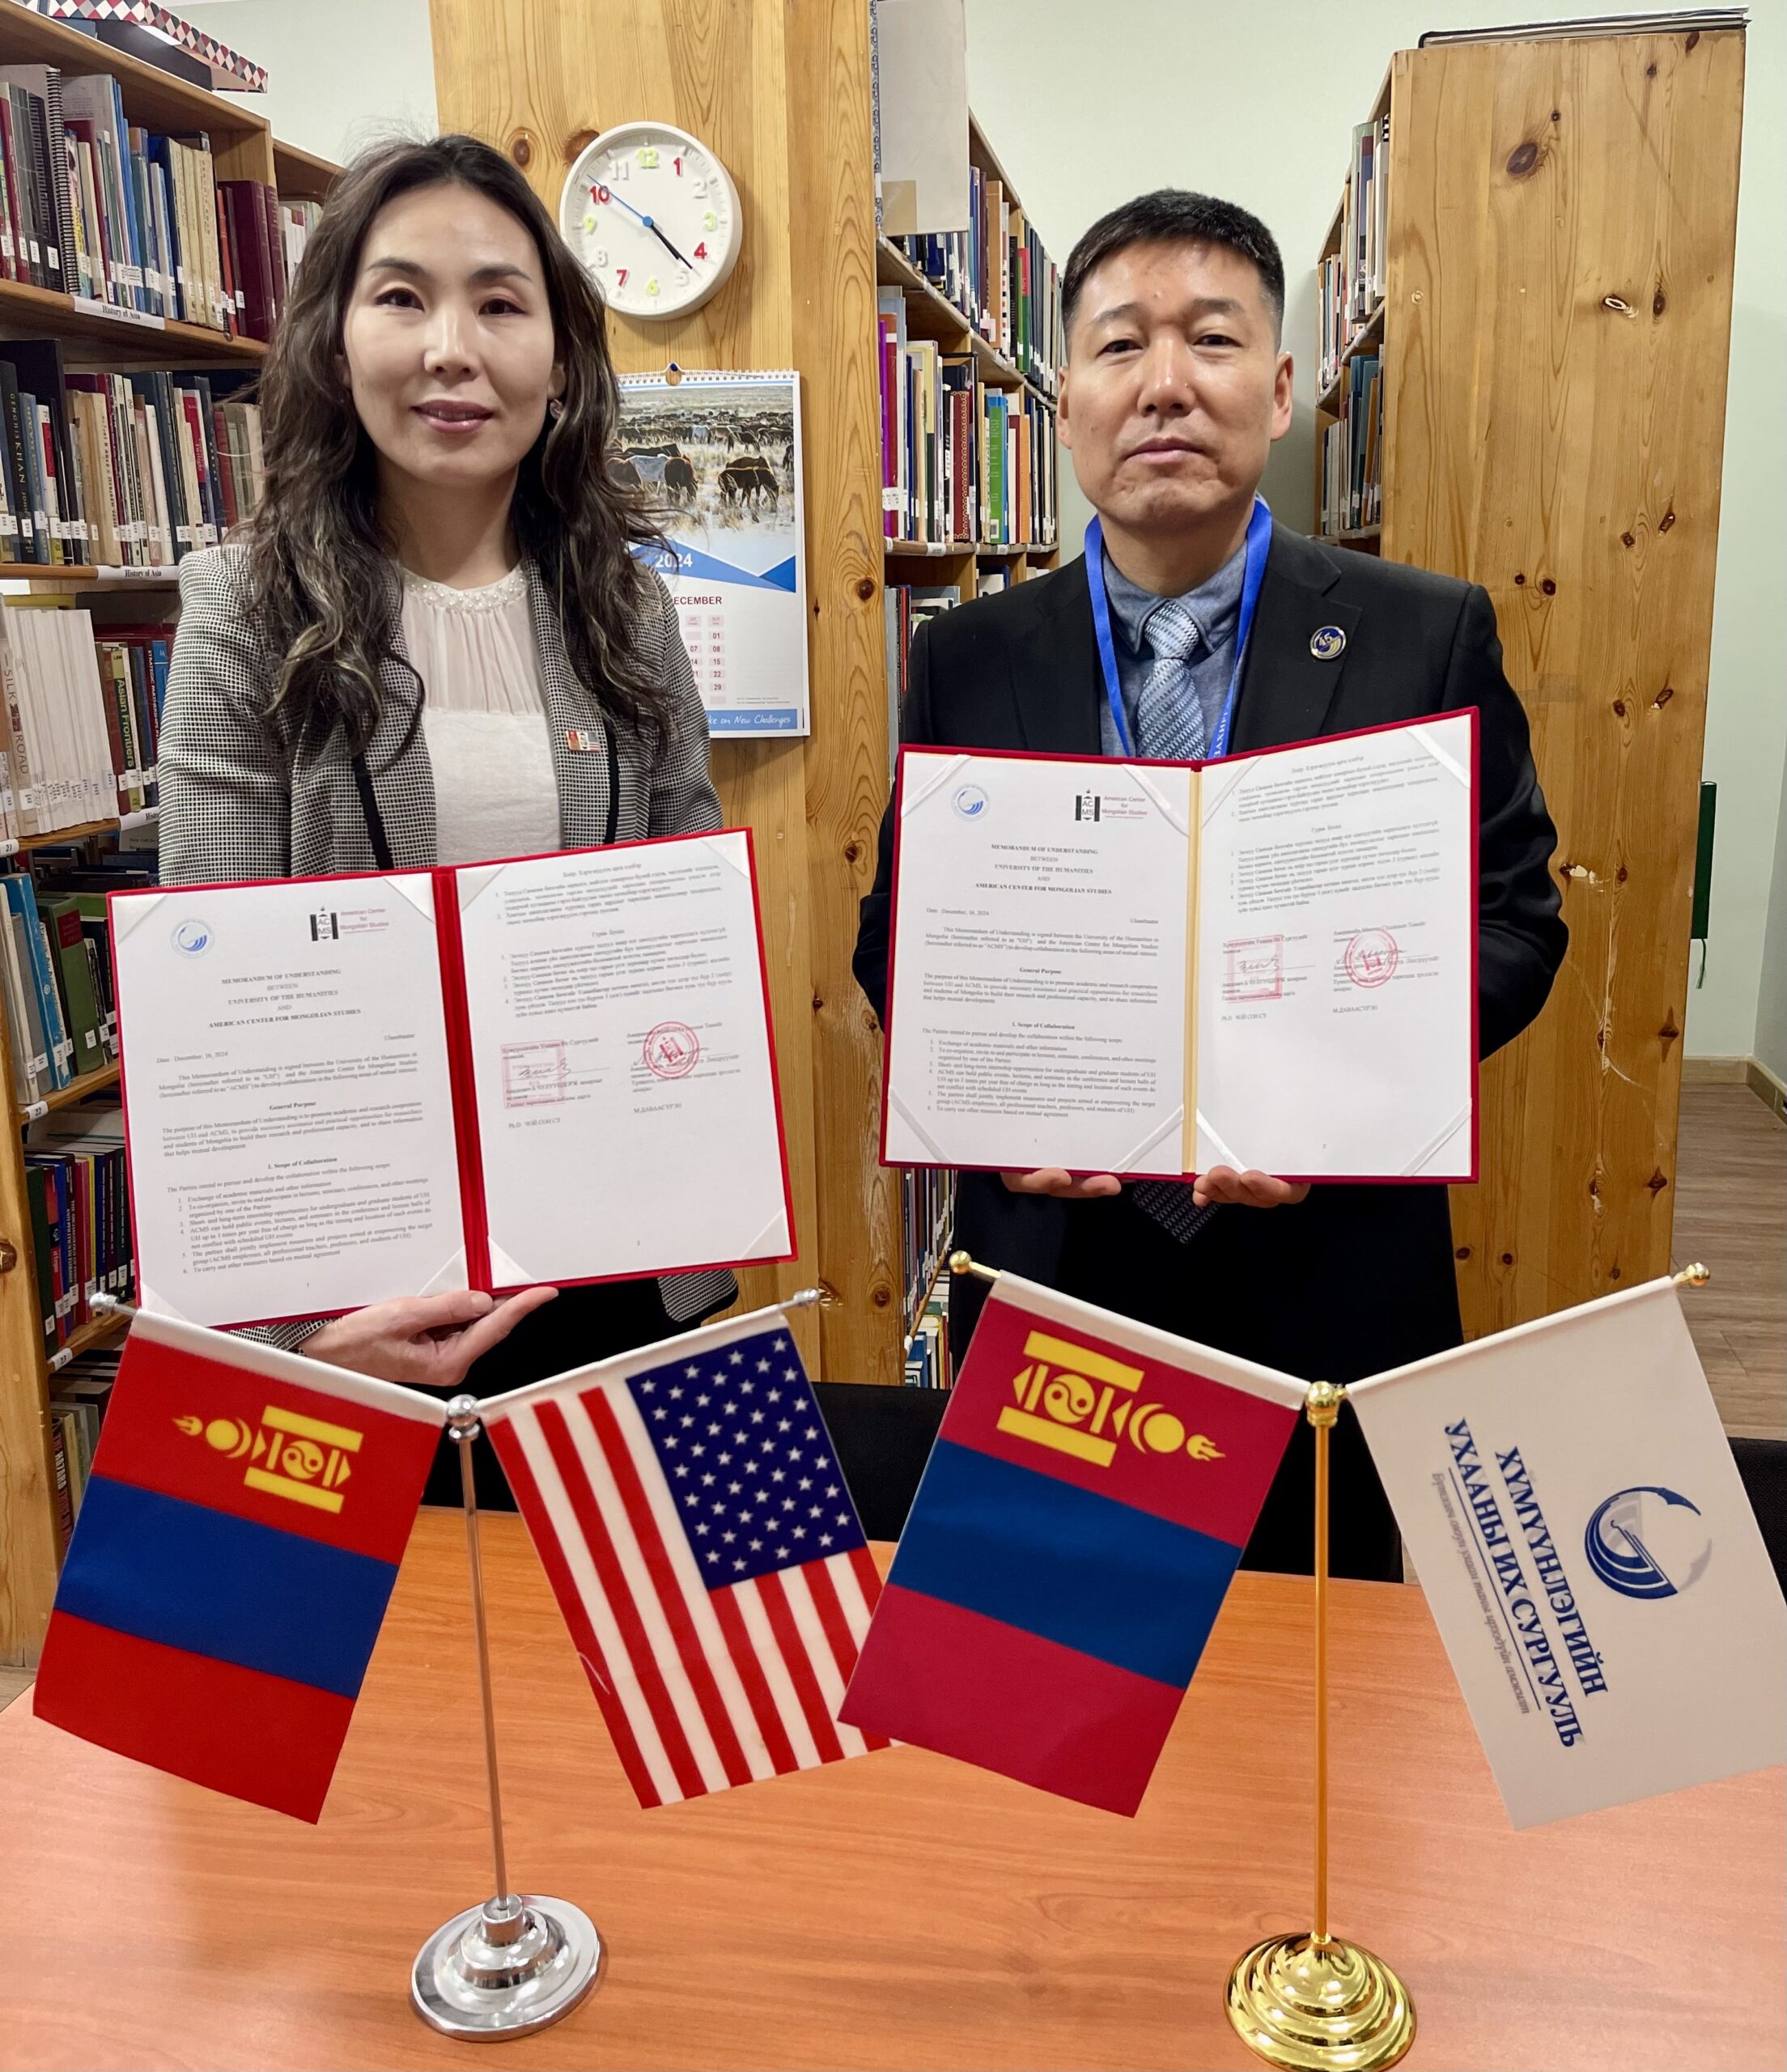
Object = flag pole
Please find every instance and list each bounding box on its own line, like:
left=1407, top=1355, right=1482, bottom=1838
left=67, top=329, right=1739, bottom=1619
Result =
left=1225, top=1380, right=1415, bottom=2070
left=410, top=1396, right=605, bottom=2039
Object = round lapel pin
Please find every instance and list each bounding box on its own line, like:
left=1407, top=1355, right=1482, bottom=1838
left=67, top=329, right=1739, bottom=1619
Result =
left=1309, top=625, right=1347, bottom=661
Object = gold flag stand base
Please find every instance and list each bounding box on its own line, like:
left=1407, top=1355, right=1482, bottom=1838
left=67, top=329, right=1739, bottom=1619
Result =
left=1223, top=1378, right=1413, bottom=2071
left=1225, top=1934, right=1415, bottom=2071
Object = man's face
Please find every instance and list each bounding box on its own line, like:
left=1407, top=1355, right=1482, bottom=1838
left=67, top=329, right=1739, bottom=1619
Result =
left=1059, top=238, right=1292, bottom=536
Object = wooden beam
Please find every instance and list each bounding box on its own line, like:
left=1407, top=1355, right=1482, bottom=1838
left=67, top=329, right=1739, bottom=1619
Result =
left=1382, top=29, right=1743, bottom=1330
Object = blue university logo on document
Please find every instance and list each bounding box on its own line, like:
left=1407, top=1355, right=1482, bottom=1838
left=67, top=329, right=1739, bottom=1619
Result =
left=1585, top=1486, right=1711, bottom=1600
left=170, top=918, right=213, bottom=957
left=952, top=784, right=989, bottom=821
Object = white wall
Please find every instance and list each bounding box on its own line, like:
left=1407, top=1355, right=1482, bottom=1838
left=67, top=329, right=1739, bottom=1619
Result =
left=1756, top=726, right=1787, bottom=1083
left=965, top=0, right=1786, bottom=1063
left=201, top=0, right=439, bottom=163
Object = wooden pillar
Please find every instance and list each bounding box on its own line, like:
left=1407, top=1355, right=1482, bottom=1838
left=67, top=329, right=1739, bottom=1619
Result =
left=427, top=0, right=898, bottom=1378
left=1381, top=28, right=1744, bottom=1334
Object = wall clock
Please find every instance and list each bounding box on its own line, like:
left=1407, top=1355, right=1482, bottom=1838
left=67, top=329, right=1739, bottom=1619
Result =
left=560, top=120, right=742, bottom=321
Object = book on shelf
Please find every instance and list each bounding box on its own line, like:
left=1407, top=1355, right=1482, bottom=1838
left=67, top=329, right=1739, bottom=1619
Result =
left=0, top=597, right=165, bottom=844
left=0, top=57, right=324, bottom=338
left=48, top=1348, right=121, bottom=1539
left=877, top=323, right=1056, bottom=552
left=1321, top=351, right=1382, bottom=537
left=0, top=350, right=266, bottom=569
left=887, top=169, right=1062, bottom=397
left=24, top=1107, right=135, bottom=1357
left=900, top=1161, right=955, bottom=1351
left=1319, top=113, right=1390, bottom=390
left=885, top=580, right=959, bottom=766
left=0, top=858, right=131, bottom=1104
left=904, top=1287, right=950, bottom=1388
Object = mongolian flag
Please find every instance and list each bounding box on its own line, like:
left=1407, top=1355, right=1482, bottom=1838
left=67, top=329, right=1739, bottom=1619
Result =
left=33, top=1311, right=444, bottom=1821
left=840, top=1272, right=1306, bottom=1814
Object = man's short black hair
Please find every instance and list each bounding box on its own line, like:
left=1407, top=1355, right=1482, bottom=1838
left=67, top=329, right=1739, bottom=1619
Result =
left=1062, top=190, right=1285, bottom=343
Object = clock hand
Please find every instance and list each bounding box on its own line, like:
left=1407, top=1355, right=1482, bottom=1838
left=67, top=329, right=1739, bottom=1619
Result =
left=646, top=220, right=694, bottom=270
left=590, top=185, right=694, bottom=269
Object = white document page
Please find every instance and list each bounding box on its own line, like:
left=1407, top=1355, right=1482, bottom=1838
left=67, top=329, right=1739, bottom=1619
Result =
left=1194, top=712, right=1475, bottom=1179
left=884, top=751, right=1195, bottom=1176
left=454, top=834, right=791, bottom=1284
left=112, top=875, right=468, bottom=1327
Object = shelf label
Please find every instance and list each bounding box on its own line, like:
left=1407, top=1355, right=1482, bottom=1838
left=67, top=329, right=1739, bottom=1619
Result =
left=70, top=295, right=168, bottom=333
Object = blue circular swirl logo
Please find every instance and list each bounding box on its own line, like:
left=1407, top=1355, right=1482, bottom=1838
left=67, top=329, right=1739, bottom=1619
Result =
left=1584, top=1486, right=1710, bottom=1600
left=171, top=918, right=214, bottom=957
left=952, top=784, right=989, bottom=821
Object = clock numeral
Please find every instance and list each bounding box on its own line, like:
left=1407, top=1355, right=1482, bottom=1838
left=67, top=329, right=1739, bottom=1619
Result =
left=591, top=246, right=609, bottom=268
left=645, top=276, right=660, bottom=296
left=616, top=266, right=628, bottom=287
left=694, top=242, right=709, bottom=261
left=673, top=155, right=683, bottom=176
left=691, top=180, right=708, bottom=197
left=592, top=183, right=612, bottom=206
left=609, top=157, right=628, bottom=180
left=637, top=146, right=660, bottom=168
left=702, top=210, right=718, bottom=231
left=582, top=212, right=596, bottom=234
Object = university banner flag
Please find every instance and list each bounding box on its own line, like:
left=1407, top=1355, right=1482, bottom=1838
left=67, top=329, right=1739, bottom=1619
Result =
left=480, top=1310, right=887, bottom=1808
left=1350, top=1278, right=1786, bottom=1828
left=33, top=1311, right=445, bottom=1822
left=839, top=1273, right=1306, bottom=1815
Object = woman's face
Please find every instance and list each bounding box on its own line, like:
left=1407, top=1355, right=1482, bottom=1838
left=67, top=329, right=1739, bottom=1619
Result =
left=342, top=180, right=564, bottom=499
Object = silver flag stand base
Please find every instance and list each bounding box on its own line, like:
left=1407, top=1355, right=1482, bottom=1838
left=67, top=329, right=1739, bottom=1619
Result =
left=412, top=1892, right=604, bottom=2040
left=416, top=1401, right=605, bottom=2040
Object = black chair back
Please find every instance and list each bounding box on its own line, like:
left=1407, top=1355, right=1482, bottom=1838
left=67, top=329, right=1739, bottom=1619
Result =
left=815, top=1382, right=949, bottom=1541
left=1731, top=1437, right=1787, bottom=1597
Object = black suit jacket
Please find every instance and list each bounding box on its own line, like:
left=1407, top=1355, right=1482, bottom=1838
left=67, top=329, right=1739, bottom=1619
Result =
left=854, top=524, right=1568, bottom=1382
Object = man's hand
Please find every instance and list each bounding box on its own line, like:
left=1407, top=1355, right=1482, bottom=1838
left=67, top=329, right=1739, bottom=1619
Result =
left=999, top=1166, right=1309, bottom=1208
left=1191, top=1166, right=1309, bottom=1209
left=1001, top=1169, right=1123, bottom=1199
left=297, top=1287, right=558, bottom=1389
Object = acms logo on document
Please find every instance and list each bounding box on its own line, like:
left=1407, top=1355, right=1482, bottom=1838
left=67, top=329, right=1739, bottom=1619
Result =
left=170, top=918, right=213, bottom=957
left=951, top=785, right=989, bottom=821
left=1585, top=1486, right=1712, bottom=1601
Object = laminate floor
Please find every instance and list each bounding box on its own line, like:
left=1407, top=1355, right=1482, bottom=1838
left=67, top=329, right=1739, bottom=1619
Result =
left=1673, top=1083, right=1785, bottom=1439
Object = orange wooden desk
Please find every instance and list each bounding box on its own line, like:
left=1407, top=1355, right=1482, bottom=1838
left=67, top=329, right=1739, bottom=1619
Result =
left=1, top=1512, right=1780, bottom=2071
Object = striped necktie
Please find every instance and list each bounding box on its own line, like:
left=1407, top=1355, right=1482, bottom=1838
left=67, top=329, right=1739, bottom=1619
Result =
left=1128, top=595, right=1219, bottom=1243
left=1131, top=597, right=1208, bottom=764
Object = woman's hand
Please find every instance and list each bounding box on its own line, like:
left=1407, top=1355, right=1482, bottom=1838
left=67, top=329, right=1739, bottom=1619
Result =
left=296, top=1287, right=558, bottom=1389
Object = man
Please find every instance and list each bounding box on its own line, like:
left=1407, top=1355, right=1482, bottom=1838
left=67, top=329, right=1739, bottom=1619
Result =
left=854, top=190, right=1568, bottom=1577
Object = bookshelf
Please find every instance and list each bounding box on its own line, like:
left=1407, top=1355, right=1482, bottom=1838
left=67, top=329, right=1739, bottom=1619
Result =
left=1308, top=25, right=1743, bottom=1342
left=877, top=120, right=1065, bottom=1387
left=429, top=0, right=1063, bottom=1395
left=0, top=0, right=339, bottom=1661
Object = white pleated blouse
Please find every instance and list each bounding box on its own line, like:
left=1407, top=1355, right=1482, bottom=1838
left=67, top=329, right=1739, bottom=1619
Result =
left=399, top=564, right=559, bottom=866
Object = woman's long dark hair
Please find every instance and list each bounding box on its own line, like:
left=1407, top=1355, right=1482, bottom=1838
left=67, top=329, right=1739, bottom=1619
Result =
left=243, top=134, right=667, bottom=757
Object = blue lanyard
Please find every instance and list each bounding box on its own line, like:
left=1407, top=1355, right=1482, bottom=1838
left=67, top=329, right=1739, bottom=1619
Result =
left=1087, top=495, right=1273, bottom=762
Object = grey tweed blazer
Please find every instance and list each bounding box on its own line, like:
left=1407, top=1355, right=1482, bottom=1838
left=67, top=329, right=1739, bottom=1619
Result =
left=159, top=544, right=737, bottom=1346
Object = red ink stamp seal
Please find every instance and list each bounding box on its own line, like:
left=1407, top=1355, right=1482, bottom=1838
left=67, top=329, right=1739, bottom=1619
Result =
left=1343, top=929, right=1399, bottom=988
left=1224, top=936, right=1284, bottom=1002
left=643, top=1021, right=701, bottom=1080
left=502, top=1040, right=567, bottom=1108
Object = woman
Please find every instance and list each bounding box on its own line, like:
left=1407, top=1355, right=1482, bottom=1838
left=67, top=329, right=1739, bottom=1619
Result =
left=159, top=134, right=734, bottom=1451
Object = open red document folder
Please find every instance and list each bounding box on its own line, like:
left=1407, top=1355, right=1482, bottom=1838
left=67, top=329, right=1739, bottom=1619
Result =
left=110, top=831, right=794, bottom=1328
left=881, top=711, right=1479, bottom=1183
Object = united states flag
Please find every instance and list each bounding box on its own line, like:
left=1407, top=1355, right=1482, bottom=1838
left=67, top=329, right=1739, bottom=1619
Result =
left=481, top=1312, right=888, bottom=1807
